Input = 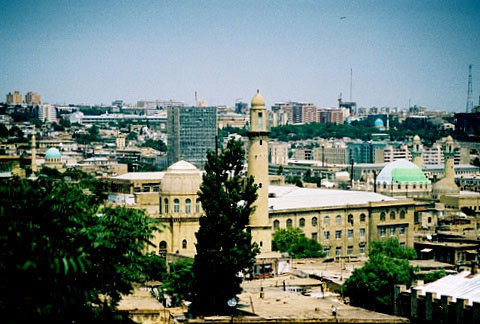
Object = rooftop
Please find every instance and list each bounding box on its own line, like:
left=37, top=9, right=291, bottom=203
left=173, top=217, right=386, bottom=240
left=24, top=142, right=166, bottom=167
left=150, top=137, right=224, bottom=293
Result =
left=113, top=171, right=165, bottom=180
left=268, top=185, right=398, bottom=211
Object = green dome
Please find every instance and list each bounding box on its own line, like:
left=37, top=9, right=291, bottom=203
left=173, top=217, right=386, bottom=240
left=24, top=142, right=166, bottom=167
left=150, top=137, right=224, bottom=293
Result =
left=45, top=148, right=61, bottom=159
left=376, top=159, right=429, bottom=184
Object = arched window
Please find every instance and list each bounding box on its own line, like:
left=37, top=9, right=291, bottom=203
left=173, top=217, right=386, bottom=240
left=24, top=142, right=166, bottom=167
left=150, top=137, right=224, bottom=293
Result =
left=185, top=198, right=191, bottom=214
left=312, top=217, right=318, bottom=226
left=390, top=211, right=396, bottom=220
left=360, top=213, right=366, bottom=222
left=182, top=240, right=187, bottom=249
left=383, top=182, right=387, bottom=189
left=413, top=183, right=416, bottom=189
left=348, top=214, right=354, bottom=226
left=287, top=219, right=293, bottom=228
left=336, top=215, right=342, bottom=225
left=196, top=199, right=201, bottom=213
left=398, top=184, right=401, bottom=189
left=323, top=216, right=329, bottom=225
left=299, top=218, right=305, bottom=227
left=159, top=198, right=162, bottom=214
left=164, top=198, right=169, bottom=213
left=174, top=199, right=180, bottom=213
left=400, top=210, right=406, bottom=219
left=380, top=212, right=386, bottom=221
left=273, top=220, right=280, bottom=230
left=160, top=241, right=167, bottom=250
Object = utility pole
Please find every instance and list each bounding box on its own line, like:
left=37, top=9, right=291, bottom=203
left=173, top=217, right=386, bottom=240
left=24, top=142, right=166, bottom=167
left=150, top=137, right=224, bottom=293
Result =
left=466, top=64, right=473, bottom=113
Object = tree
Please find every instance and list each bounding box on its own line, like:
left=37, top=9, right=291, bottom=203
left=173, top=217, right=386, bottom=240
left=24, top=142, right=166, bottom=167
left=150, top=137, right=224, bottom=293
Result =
left=272, top=227, right=325, bottom=258
left=162, top=259, right=194, bottom=306
left=0, top=176, right=163, bottom=321
left=191, top=138, right=259, bottom=315
left=369, top=238, right=417, bottom=260
left=126, top=131, right=138, bottom=142
left=343, top=238, right=416, bottom=313
left=142, top=139, right=167, bottom=152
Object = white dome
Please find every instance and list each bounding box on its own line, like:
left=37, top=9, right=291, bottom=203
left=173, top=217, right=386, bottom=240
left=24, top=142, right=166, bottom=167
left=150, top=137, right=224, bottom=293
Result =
left=376, top=159, right=429, bottom=184
left=161, top=160, right=202, bottom=194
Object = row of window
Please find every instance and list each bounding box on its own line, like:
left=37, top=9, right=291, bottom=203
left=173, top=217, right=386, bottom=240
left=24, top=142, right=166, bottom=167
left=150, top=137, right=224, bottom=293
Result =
left=323, top=228, right=366, bottom=240
left=324, top=245, right=365, bottom=257
left=160, top=198, right=201, bottom=214
left=380, top=182, right=427, bottom=190
left=159, top=239, right=188, bottom=250
left=379, top=210, right=406, bottom=221
left=379, top=226, right=406, bottom=237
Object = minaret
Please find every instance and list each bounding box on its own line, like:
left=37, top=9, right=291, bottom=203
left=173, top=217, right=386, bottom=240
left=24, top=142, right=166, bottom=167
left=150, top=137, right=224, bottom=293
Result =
left=247, top=90, right=272, bottom=253
left=443, top=136, right=455, bottom=181
left=31, top=133, right=37, bottom=173
left=411, top=135, right=423, bottom=168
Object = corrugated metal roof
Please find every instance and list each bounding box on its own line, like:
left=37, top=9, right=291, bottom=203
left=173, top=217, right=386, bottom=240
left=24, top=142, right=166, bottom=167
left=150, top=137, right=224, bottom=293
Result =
left=416, top=270, right=480, bottom=305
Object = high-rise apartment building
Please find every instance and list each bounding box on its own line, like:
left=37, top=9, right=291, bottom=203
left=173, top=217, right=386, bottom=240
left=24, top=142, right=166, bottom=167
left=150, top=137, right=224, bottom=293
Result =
left=269, top=141, right=289, bottom=165
left=167, top=106, right=217, bottom=169
left=38, top=104, right=57, bottom=122
left=271, top=102, right=318, bottom=124
left=6, top=91, right=22, bottom=105
left=25, top=92, right=41, bottom=105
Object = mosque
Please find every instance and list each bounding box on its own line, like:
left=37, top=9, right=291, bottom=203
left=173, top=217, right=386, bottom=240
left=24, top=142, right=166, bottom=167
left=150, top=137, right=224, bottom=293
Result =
left=106, top=91, right=418, bottom=273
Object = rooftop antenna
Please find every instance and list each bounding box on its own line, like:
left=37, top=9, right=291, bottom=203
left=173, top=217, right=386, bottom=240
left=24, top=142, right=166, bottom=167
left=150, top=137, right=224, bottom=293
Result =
left=350, top=68, right=353, bottom=102
left=195, top=91, right=198, bottom=107
left=466, top=64, right=473, bottom=113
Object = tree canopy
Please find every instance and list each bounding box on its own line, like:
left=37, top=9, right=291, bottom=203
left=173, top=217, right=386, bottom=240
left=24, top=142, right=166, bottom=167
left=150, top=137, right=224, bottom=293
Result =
left=272, top=227, right=325, bottom=258
left=343, top=238, right=416, bottom=313
left=161, top=258, right=195, bottom=307
left=191, top=138, right=259, bottom=315
left=0, top=175, right=163, bottom=321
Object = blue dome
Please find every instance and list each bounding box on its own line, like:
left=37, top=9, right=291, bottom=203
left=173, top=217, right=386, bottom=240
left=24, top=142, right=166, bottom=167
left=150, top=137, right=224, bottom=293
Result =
left=374, top=118, right=384, bottom=127
left=45, top=148, right=61, bottom=159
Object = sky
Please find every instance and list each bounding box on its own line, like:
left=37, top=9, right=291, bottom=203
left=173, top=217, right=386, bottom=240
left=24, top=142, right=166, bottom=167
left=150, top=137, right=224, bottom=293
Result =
left=1, top=0, right=479, bottom=111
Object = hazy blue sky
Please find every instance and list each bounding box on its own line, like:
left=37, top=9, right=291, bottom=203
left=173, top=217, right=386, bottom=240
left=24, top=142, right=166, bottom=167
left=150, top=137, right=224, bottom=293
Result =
left=1, top=0, right=479, bottom=111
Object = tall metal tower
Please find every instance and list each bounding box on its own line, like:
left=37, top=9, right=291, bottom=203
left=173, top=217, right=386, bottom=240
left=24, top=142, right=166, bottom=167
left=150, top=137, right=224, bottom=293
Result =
left=466, top=64, right=473, bottom=113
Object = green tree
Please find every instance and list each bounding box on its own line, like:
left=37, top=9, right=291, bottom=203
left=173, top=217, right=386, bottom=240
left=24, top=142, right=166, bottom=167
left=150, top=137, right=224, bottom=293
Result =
left=162, top=259, right=195, bottom=306
left=272, top=227, right=325, bottom=258
left=127, top=131, right=138, bottom=142
left=191, top=138, right=259, bottom=315
left=0, top=176, right=162, bottom=322
left=343, top=238, right=416, bottom=313
left=142, top=139, right=167, bottom=152
left=369, top=238, right=417, bottom=260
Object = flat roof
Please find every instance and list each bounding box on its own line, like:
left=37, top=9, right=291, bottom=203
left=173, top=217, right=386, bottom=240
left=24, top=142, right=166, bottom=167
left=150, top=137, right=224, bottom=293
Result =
left=269, top=185, right=399, bottom=211
left=112, top=172, right=165, bottom=181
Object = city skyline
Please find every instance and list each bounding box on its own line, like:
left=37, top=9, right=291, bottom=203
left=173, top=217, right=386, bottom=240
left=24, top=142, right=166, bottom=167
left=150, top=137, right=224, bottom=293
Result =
left=1, top=0, right=479, bottom=111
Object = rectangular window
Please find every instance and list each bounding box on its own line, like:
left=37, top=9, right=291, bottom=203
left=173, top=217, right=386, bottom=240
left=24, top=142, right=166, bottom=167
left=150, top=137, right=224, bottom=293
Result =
left=134, top=187, right=141, bottom=193
left=324, top=248, right=330, bottom=257
left=324, top=231, right=330, bottom=240
left=335, top=230, right=342, bottom=239
left=380, top=227, right=386, bottom=237
left=359, top=246, right=365, bottom=254
left=152, top=186, right=159, bottom=192
left=348, top=229, right=353, bottom=239
left=400, top=242, right=405, bottom=248
left=312, top=232, right=318, bottom=241
left=336, top=247, right=341, bottom=257
left=360, top=228, right=365, bottom=239
left=399, top=226, right=406, bottom=235
left=258, top=112, right=263, bottom=129
left=390, top=227, right=396, bottom=236
left=143, top=186, right=150, bottom=192
left=347, top=246, right=353, bottom=255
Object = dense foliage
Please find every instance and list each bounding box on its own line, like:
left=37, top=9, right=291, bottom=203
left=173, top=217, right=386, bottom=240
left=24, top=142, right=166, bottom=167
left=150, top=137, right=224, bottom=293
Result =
left=142, top=139, right=167, bottom=152
left=0, top=175, right=162, bottom=322
left=191, top=138, right=259, bottom=315
left=161, top=258, right=195, bottom=306
left=272, top=228, right=325, bottom=258
left=343, top=238, right=416, bottom=313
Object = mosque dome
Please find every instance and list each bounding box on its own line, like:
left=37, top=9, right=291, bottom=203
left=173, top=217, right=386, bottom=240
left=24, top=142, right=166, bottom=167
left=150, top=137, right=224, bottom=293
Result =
left=251, top=90, right=265, bottom=108
left=413, top=135, right=420, bottom=142
left=45, top=148, right=61, bottom=159
left=160, top=160, right=203, bottom=194
left=376, top=159, right=429, bottom=185
left=432, top=177, right=460, bottom=197
left=374, top=118, right=384, bottom=129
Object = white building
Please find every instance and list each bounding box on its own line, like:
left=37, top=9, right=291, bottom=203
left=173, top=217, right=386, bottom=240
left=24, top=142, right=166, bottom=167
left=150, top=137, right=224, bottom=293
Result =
left=38, top=104, right=57, bottom=122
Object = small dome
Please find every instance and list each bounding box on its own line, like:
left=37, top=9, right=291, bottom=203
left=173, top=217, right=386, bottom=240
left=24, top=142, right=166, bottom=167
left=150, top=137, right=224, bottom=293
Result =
left=446, top=135, right=453, bottom=142
left=251, top=90, right=265, bottom=107
left=376, top=159, right=429, bottom=184
left=45, top=148, right=61, bottom=159
left=374, top=118, right=384, bottom=128
left=413, top=135, right=420, bottom=142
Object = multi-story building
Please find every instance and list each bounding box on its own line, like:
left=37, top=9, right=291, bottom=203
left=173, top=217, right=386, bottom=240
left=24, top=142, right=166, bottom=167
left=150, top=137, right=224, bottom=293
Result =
left=347, top=141, right=386, bottom=164
left=271, top=102, right=317, bottom=124
left=167, top=106, right=217, bottom=169
left=25, top=92, right=41, bottom=105
left=317, top=108, right=344, bottom=124
left=313, top=144, right=348, bottom=165
left=383, top=144, right=411, bottom=163
left=292, top=148, right=313, bottom=160
left=37, top=104, right=57, bottom=122
left=269, top=141, right=289, bottom=165
left=6, top=91, right=22, bottom=105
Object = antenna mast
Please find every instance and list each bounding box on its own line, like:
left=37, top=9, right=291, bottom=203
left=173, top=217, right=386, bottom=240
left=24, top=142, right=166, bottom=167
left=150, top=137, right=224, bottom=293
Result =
left=466, top=64, right=473, bottom=113
left=350, top=68, right=353, bottom=101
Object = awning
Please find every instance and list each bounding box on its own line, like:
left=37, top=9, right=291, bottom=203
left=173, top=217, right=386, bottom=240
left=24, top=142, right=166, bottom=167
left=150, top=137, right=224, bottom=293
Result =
left=421, top=248, right=433, bottom=253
